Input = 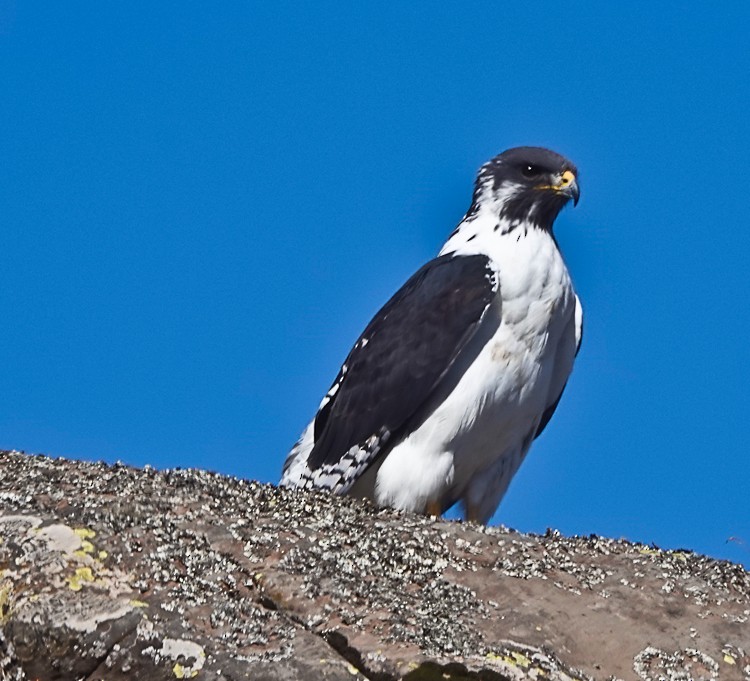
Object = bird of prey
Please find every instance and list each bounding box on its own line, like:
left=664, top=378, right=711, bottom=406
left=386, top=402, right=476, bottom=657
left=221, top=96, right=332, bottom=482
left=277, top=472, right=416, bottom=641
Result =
left=281, top=147, right=582, bottom=523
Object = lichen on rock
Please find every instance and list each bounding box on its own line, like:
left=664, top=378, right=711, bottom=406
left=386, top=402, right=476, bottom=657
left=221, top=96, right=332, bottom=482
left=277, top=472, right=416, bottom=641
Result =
left=0, top=450, right=748, bottom=681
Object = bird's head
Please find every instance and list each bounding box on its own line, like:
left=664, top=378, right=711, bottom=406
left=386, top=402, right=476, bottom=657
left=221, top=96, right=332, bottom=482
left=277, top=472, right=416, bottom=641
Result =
left=470, top=147, right=579, bottom=232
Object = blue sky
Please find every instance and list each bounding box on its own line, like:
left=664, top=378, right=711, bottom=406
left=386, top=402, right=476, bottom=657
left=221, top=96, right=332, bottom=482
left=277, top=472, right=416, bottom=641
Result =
left=1, top=4, right=749, bottom=568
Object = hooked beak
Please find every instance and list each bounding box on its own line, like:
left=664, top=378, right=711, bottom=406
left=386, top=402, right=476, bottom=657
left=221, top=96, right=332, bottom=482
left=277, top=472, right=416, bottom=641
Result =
left=557, top=169, right=579, bottom=206
left=536, top=169, right=580, bottom=206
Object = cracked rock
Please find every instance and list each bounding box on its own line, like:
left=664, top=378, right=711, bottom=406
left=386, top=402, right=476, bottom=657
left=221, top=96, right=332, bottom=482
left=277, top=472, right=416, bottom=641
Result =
left=0, top=450, right=748, bottom=681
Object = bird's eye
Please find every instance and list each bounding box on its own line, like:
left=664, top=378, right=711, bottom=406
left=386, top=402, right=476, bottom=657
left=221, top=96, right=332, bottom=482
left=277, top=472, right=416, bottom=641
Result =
left=521, top=164, right=542, bottom=178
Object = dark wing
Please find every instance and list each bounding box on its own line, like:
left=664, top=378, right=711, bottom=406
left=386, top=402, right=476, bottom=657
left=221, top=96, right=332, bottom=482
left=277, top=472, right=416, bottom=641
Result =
left=304, top=253, right=497, bottom=492
left=534, top=391, right=564, bottom=439
left=534, top=294, right=583, bottom=439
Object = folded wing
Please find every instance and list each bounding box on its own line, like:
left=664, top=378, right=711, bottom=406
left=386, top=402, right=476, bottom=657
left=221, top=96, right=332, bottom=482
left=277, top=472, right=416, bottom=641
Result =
left=295, top=254, right=498, bottom=493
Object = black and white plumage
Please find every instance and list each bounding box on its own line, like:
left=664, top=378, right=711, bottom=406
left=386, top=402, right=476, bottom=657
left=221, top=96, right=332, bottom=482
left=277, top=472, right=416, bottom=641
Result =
left=281, top=147, right=583, bottom=523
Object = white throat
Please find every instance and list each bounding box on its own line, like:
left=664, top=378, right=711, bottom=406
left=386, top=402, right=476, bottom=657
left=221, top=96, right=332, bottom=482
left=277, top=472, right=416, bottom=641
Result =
left=439, top=180, right=549, bottom=259
left=439, top=211, right=542, bottom=261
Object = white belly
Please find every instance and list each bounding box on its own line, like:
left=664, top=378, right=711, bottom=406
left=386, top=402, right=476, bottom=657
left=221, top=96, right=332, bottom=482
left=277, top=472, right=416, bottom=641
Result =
left=370, top=229, right=578, bottom=521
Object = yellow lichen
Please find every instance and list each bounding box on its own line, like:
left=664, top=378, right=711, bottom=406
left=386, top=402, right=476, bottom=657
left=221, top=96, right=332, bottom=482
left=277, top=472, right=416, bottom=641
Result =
left=74, top=527, right=97, bottom=539
left=74, top=538, right=101, bottom=560
left=724, top=653, right=736, bottom=665
left=67, top=567, right=95, bottom=591
left=0, top=584, right=12, bottom=623
left=173, top=662, right=198, bottom=678
left=72, top=531, right=99, bottom=559
left=638, top=547, right=661, bottom=555
left=509, top=651, right=531, bottom=667
left=129, top=599, right=149, bottom=608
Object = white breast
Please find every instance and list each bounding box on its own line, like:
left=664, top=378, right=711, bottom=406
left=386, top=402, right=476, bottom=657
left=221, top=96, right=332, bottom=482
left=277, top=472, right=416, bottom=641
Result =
left=371, top=218, right=578, bottom=521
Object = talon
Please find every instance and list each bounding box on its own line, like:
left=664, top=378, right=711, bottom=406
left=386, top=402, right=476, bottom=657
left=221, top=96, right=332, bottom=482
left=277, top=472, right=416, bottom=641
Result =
left=425, top=500, right=442, bottom=517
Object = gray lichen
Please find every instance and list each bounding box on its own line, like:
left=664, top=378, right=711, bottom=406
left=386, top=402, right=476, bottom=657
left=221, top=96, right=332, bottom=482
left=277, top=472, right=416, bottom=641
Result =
left=0, top=450, right=748, bottom=681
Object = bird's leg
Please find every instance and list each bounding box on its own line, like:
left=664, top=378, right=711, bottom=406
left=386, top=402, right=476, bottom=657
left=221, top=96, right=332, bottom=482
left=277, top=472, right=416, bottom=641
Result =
left=464, top=502, right=483, bottom=524
left=425, top=499, right=442, bottom=517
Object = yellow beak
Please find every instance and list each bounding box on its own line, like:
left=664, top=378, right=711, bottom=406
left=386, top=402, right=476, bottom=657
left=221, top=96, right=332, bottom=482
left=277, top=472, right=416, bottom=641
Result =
left=537, top=169, right=579, bottom=205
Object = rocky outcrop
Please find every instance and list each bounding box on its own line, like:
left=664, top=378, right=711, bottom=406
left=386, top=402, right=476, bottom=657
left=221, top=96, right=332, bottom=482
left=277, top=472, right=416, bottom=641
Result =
left=0, top=450, right=747, bottom=680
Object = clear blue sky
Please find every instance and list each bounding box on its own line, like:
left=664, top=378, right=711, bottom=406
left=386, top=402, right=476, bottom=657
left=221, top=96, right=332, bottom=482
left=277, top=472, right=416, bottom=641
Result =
left=2, top=4, right=749, bottom=568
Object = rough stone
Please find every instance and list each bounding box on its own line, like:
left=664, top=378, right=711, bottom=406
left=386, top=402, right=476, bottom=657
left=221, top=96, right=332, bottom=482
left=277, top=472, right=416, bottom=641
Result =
left=0, top=450, right=747, bottom=680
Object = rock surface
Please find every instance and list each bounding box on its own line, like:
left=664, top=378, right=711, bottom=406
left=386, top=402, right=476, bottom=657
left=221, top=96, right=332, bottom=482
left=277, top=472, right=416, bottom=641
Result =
left=0, top=450, right=747, bottom=681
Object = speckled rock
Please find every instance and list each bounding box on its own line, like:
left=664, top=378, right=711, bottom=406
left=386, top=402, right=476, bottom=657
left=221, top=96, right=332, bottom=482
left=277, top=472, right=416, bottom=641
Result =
left=0, top=450, right=747, bottom=681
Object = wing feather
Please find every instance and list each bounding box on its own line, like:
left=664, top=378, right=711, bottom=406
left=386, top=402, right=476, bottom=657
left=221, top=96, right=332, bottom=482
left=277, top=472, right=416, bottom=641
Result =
left=302, top=254, right=497, bottom=491
left=534, top=294, right=583, bottom=439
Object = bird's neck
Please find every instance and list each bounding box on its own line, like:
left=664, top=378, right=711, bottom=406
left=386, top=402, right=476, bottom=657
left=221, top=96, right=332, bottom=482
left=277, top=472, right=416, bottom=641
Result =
left=439, top=205, right=557, bottom=261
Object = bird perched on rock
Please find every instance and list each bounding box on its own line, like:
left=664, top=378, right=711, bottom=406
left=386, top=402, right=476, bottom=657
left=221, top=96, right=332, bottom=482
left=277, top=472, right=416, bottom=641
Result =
left=281, top=147, right=582, bottom=523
